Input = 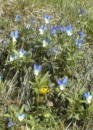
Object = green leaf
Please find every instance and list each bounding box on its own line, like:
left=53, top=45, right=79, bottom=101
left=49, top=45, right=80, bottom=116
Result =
left=39, top=72, right=49, bottom=85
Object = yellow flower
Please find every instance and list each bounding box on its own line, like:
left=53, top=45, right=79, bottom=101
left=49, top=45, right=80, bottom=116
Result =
left=39, top=87, right=50, bottom=95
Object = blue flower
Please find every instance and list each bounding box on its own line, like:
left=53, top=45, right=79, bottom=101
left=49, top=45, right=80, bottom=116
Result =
left=56, top=25, right=64, bottom=33
left=52, top=47, right=62, bottom=54
left=79, top=8, right=86, bottom=15
left=34, top=64, right=42, bottom=76
left=15, top=15, right=21, bottom=22
left=39, top=25, right=48, bottom=35
left=44, top=15, right=53, bottom=24
left=7, top=119, right=14, bottom=128
left=75, top=39, right=84, bottom=48
left=43, top=39, right=51, bottom=47
left=66, top=24, right=73, bottom=36
left=10, top=30, right=20, bottom=39
left=62, top=26, right=67, bottom=32
left=17, top=113, right=26, bottom=121
left=47, top=46, right=62, bottom=57
left=75, top=31, right=86, bottom=48
left=83, top=92, right=92, bottom=104
left=63, top=24, right=73, bottom=36
left=19, top=48, right=27, bottom=57
left=57, top=77, right=69, bottom=86
left=79, top=31, right=86, bottom=39
left=50, top=25, right=64, bottom=36
left=57, top=77, right=69, bottom=90
left=44, top=15, right=53, bottom=20
left=50, top=26, right=57, bottom=36
left=25, top=24, right=31, bottom=30
left=9, top=55, right=18, bottom=61
left=9, top=49, right=27, bottom=61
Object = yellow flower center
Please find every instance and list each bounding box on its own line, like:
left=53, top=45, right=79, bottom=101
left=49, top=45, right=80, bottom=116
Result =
left=40, top=88, right=50, bottom=95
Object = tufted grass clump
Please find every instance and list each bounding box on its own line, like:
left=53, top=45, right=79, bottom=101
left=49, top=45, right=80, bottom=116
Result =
left=0, top=0, right=93, bottom=130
